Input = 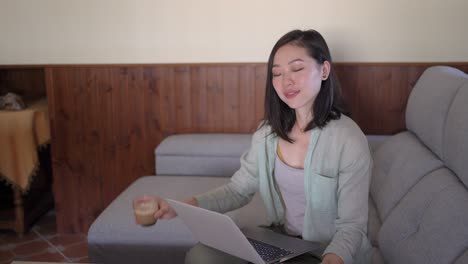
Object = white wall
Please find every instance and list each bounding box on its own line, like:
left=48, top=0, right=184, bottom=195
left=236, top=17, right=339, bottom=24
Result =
left=1, top=0, right=467, bottom=64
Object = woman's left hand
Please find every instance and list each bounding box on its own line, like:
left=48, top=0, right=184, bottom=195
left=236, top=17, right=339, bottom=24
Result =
left=321, top=253, right=344, bottom=264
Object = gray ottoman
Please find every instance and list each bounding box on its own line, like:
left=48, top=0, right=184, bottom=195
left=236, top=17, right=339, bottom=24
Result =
left=88, top=134, right=267, bottom=264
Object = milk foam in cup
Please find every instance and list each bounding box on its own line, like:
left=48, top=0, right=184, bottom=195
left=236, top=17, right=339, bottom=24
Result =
left=133, top=196, right=158, bottom=226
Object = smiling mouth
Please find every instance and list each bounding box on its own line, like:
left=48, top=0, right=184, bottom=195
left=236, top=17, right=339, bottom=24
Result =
left=284, top=90, right=300, bottom=99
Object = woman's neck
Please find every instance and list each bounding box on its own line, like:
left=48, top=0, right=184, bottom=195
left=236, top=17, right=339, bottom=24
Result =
left=295, top=109, right=313, bottom=132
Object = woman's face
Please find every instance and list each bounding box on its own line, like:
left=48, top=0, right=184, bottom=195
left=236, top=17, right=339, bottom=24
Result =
left=271, top=44, right=327, bottom=112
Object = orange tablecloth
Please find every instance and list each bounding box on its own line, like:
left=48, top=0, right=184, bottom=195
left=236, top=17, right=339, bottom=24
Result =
left=0, top=98, right=50, bottom=192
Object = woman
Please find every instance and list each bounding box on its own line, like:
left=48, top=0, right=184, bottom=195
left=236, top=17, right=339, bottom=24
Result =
left=152, top=29, right=372, bottom=264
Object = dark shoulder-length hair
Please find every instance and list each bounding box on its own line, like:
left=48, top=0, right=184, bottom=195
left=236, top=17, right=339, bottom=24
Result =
left=262, top=29, right=347, bottom=142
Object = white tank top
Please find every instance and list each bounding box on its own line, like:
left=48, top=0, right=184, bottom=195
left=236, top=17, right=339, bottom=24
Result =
left=274, top=155, right=306, bottom=236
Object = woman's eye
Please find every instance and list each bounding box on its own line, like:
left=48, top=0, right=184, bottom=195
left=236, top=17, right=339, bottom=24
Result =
left=272, top=72, right=281, bottom=77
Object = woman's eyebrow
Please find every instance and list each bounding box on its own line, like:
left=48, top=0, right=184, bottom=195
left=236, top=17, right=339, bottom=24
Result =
left=273, top=58, right=304, bottom=68
left=288, top=58, right=304, bottom=65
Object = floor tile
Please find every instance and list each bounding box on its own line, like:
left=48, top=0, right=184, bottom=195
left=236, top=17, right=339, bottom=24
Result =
left=47, top=234, right=87, bottom=248
left=0, top=248, right=14, bottom=263
left=19, top=248, right=67, bottom=262
left=0, top=209, right=89, bottom=262
left=10, top=240, right=51, bottom=256
left=78, top=256, right=89, bottom=262
left=1, top=231, right=40, bottom=244
left=70, top=256, right=89, bottom=263
left=60, top=242, right=88, bottom=259
left=0, top=259, right=14, bottom=264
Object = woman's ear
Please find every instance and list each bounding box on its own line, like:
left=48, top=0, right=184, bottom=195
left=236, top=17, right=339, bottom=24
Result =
left=322, top=61, right=331, bottom=80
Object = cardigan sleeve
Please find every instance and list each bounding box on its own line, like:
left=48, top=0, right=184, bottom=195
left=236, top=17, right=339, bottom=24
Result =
left=194, top=128, right=265, bottom=213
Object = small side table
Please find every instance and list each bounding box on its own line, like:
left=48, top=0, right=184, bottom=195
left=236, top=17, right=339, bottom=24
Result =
left=0, top=98, right=53, bottom=236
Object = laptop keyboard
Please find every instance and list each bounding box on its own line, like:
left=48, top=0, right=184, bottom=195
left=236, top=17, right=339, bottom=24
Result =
left=247, top=238, right=293, bottom=262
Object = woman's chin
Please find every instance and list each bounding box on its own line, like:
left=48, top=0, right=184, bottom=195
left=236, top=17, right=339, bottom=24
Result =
left=284, top=102, right=301, bottom=110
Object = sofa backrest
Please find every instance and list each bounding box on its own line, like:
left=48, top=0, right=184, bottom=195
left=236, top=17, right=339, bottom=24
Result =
left=406, top=66, right=467, bottom=161
left=371, top=66, right=468, bottom=264
left=442, top=78, right=468, bottom=188
left=155, top=133, right=252, bottom=177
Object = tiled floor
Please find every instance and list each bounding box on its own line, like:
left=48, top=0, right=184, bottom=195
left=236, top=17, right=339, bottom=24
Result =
left=0, top=210, right=88, bottom=264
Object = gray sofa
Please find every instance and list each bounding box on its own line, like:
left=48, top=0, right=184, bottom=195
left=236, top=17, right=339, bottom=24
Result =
left=88, top=66, right=468, bottom=264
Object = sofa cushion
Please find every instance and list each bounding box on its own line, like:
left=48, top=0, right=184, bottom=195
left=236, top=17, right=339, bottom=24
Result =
left=406, top=66, right=467, bottom=158
left=378, top=168, right=468, bottom=264
left=370, top=131, right=443, bottom=221
left=366, top=135, right=389, bottom=153
left=367, top=196, right=381, bottom=247
left=454, top=250, right=468, bottom=264
left=443, top=80, right=468, bottom=187
left=370, top=247, right=386, bottom=264
left=155, top=134, right=252, bottom=177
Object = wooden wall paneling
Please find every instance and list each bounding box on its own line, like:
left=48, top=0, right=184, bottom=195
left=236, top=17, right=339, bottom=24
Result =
left=190, top=66, right=208, bottom=132
left=0, top=68, right=45, bottom=101
left=127, top=68, right=148, bottom=180
left=49, top=67, right=71, bottom=232
left=81, top=67, right=107, bottom=231
left=358, top=65, right=384, bottom=134
left=206, top=66, right=224, bottom=132
left=254, top=65, right=267, bottom=127
left=93, top=67, right=119, bottom=210
left=158, top=66, right=176, bottom=136
left=44, top=68, right=59, bottom=227
left=239, top=65, right=257, bottom=132
left=39, top=62, right=468, bottom=233
left=142, top=67, right=164, bottom=175
left=44, top=67, right=55, bottom=140
left=47, top=67, right=83, bottom=232
left=386, top=66, right=412, bottom=132
left=174, top=66, right=192, bottom=133
left=335, top=65, right=363, bottom=132
left=337, top=64, right=362, bottom=131
left=336, top=64, right=419, bottom=134
left=0, top=69, right=7, bottom=94
left=222, top=66, right=240, bottom=132
left=460, top=65, right=468, bottom=74
left=110, top=67, right=128, bottom=199
left=64, top=67, right=85, bottom=232
left=110, top=67, right=133, bottom=198
left=369, top=66, right=390, bottom=132
left=333, top=64, right=354, bottom=118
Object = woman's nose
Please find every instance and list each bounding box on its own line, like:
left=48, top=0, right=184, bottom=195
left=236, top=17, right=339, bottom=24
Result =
left=282, top=72, right=293, bottom=87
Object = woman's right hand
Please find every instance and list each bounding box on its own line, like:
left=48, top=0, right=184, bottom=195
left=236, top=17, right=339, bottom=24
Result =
left=153, top=197, right=199, bottom=220
left=153, top=197, right=177, bottom=220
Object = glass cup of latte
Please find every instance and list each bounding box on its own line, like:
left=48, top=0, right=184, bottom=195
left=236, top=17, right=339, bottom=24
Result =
left=133, top=196, right=158, bottom=226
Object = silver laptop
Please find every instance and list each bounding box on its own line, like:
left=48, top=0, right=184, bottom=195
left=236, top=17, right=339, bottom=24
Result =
left=167, top=199, right=322, bottom=264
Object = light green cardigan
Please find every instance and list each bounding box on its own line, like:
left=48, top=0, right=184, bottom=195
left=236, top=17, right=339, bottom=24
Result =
left=195, top=115, right=372, bottom=264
